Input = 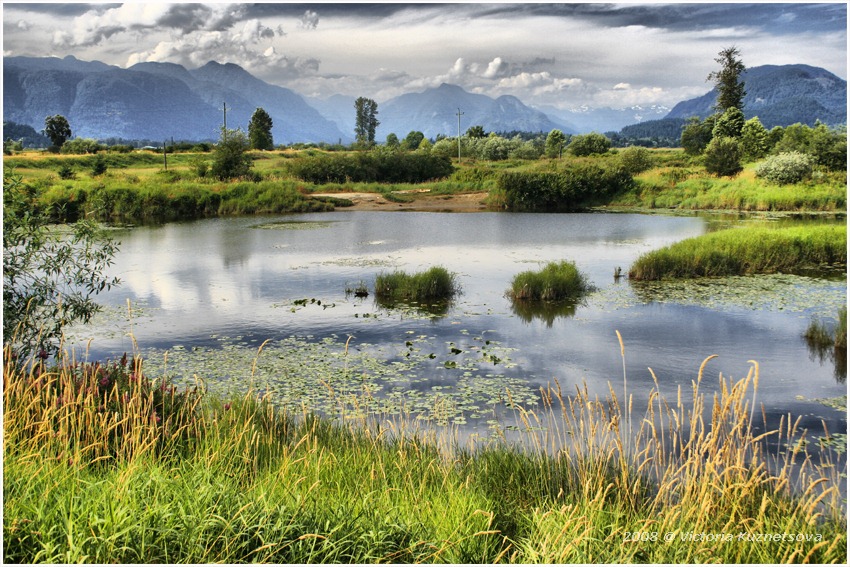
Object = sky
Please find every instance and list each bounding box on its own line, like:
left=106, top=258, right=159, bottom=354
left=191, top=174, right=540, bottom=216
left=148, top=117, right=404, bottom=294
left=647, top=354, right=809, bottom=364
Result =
left=2, top=1, right=847, bottom=110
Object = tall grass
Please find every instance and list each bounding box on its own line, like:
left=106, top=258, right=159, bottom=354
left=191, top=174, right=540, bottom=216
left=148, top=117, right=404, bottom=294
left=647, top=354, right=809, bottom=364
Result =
left=508, top=260, right=593, bottom=301
left=629, top=224, right=846, bottom=280
left=374, top=266, right=460, bottom=303
left=3, top=340, right=846, bottom=563
left=615, top=167, right=846, bottom=211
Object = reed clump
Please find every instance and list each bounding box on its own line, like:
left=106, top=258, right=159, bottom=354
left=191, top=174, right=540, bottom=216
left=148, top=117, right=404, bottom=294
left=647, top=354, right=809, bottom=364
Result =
left=508, top=260, right=593, bottom=301
left=629, top=224, right=846, bottom=280
left=3, top=343, right=846, bottom=563
left=374, top=266, right=460, bottom=303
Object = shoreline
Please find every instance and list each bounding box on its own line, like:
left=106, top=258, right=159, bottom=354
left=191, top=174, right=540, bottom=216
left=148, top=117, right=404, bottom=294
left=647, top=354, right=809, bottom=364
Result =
left=312, top=190, right=492, bottom=212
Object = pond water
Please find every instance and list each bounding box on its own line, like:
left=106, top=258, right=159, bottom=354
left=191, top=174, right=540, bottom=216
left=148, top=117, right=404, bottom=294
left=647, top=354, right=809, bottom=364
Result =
left=68, top=211, right=846, bottom=452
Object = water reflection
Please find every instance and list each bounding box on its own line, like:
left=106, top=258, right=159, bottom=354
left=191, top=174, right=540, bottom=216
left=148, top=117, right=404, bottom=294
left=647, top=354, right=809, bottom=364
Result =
left=66, top=211, right=846, bottom=454
left=509, top=298, right=580, bottom=327
left=805, top=337, right=847, bottom=383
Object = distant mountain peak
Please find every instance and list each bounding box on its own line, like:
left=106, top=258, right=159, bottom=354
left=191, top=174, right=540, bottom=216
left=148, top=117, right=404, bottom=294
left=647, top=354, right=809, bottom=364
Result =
left=665, top=64, right=845, bottom=128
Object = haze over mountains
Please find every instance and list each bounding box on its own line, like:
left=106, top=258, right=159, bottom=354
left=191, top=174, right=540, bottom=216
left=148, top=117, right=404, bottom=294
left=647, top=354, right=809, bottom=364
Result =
left=3, top=56, right=846, bottom=145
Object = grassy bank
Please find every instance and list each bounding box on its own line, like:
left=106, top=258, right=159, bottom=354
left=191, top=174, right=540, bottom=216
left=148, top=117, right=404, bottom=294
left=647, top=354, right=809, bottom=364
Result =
left=3, top=348, right=846, bottom=563
left=629, top=224, right=846, bottom=280
left=610, top=166, right=847, bottom=212
left=6, top=148, right=846, bottom=223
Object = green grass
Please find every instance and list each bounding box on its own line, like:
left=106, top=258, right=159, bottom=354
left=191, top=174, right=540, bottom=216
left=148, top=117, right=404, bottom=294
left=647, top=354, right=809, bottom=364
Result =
left=508, top=260, right=593, bottom=301
left=374, top=266, right=460, bottom=304
left=3, top=346, right=846, bottom=563
left=613, top=165, right=846, bottom=211
left=629, top=224, right=846, bottom=280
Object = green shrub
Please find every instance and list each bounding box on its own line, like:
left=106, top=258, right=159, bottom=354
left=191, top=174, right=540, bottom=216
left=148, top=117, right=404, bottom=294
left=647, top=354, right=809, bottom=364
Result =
left=90, top=154, right=108, bottom=176
left=57, top=164, right=76, bottom=180
left=288, top=150, right=454, bottom=184
left=508, top=260, right=593, bottom=301
left=498, top=162, right=633, bottom=211
left=755, top=152, right=813, bottom=184
left=703, top=136, right=742, bottom=176
left=619, top=146, right=653, bottom=174
left=566, top=133, right=611, bottom=156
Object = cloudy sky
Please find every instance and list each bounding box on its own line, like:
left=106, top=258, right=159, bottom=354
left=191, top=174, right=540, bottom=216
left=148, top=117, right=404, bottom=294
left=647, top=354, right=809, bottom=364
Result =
left=3, top=2, right=847, bottom=109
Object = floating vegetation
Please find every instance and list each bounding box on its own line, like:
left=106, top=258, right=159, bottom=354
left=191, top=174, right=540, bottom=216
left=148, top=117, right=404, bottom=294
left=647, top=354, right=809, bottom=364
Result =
left=251, top=220, right=335, bottom=230
left=345, top=281, right=370, bottom=298
left=603, top=273, right=847, bottom=319
left=142, top=332, right=530, bottom=427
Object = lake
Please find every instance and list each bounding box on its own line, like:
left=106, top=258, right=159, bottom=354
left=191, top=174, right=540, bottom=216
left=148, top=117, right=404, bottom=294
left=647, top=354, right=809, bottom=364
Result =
left=67, top=211, right=846, bottom=451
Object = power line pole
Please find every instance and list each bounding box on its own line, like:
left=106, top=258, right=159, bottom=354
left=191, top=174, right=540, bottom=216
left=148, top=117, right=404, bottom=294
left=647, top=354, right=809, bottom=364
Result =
left=456, top=108, right=464, bottom=163
left=222, top=102, right=227, bottom=141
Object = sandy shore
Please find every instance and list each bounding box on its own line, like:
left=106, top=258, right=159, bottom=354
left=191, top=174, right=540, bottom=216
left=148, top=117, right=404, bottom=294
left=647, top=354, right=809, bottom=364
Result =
left=312, top=190, right=492, bottom=212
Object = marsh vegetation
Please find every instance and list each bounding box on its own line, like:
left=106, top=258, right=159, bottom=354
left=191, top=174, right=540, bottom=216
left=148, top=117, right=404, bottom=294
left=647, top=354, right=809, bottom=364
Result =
left=3, top=347, right=846, bottom=564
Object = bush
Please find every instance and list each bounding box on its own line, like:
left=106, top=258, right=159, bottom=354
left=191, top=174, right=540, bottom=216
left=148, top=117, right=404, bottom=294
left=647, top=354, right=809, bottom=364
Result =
left=211, top=128, right=253, bottom=180
left=703, top=136, right=742, bottom=176
left=508, top=260, right=593, bottom=301
left=619, top=146, right=653, bottom=174
left=60, top=137, right=103, bottom=155
left=754, top=152, right=813, bottom=184
left=90, top=154, right=108, bottom=176
left=566, top=133, right=611, bottom=156
left=57, top=164, right=76, bottom=180
left=498, top=162, right=633, bottom=211
left=3, top=169, right=119, bottom=358
left=288, top=150, right=454, bottom=184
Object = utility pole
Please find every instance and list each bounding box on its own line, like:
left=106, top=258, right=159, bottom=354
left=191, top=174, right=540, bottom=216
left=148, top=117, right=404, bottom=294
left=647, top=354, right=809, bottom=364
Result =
left=163, top=139, right=167, bottom=171
left=222, top=102, right=227, bottom=141
left=456, top=108, right=464, bottom=163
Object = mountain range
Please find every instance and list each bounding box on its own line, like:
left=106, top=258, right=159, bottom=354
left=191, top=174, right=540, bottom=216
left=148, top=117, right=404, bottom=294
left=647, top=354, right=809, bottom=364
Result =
left=3, top=56, right=846, bottom=145
left=666, top=64, right=846, bottom=128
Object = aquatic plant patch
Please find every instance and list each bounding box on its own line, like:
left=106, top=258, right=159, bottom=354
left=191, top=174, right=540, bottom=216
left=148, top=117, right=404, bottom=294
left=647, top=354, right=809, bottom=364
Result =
left=140, top=332, right=532, bottom=427
left=251, top=220, right=336, bottom=230
left=590, top=273, right=846, bottom=319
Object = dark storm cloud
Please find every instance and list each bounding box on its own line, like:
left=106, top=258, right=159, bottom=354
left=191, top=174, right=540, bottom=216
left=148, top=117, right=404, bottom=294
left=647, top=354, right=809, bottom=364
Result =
left=8, top=3, right=120, bottom=17
left=150, top=3, right=247, bottom=33
left=473, top=3, right=847, bottom=34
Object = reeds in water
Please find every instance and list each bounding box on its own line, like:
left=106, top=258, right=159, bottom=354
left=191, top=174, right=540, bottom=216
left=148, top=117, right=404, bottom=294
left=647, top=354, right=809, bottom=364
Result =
left=508, top=260, right=593, bottom=301
left=374, top=266, right=460, bottom=303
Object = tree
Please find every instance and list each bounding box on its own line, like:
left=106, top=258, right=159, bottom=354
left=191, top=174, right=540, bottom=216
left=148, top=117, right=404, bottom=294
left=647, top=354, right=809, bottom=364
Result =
left=354, top=97, right=380, bottom=146
left=43, top=115, right=71, bottom=152
left=712, top=107, right=745, bottom=139
left=708, top=46, right=746, bottom=113
left=248, top=108, right=274, bottom=150
left=681, top=116, right=715, bottom=155
left=466, top=125, right=486, bottom=138
left=567, top=132, right=611, bottom=156
left=210, top=128, right=253, bottom=180
left=703, top=136, right=742, bottom=176
left=740, top=116, right=769, bottom=161
left=385, top=133, right=400, bottom=148
left=3, top=168, right=120, bottom=358
left=545, top=129, right=566, bottom=158
left=401, top=131, right=425, bottom=151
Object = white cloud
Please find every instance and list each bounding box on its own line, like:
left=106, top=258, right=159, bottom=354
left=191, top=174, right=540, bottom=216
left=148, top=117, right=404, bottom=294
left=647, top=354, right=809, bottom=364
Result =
left=482, top=57, right=508, bottom=79
left=299, top=10, right=319, bottom=30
